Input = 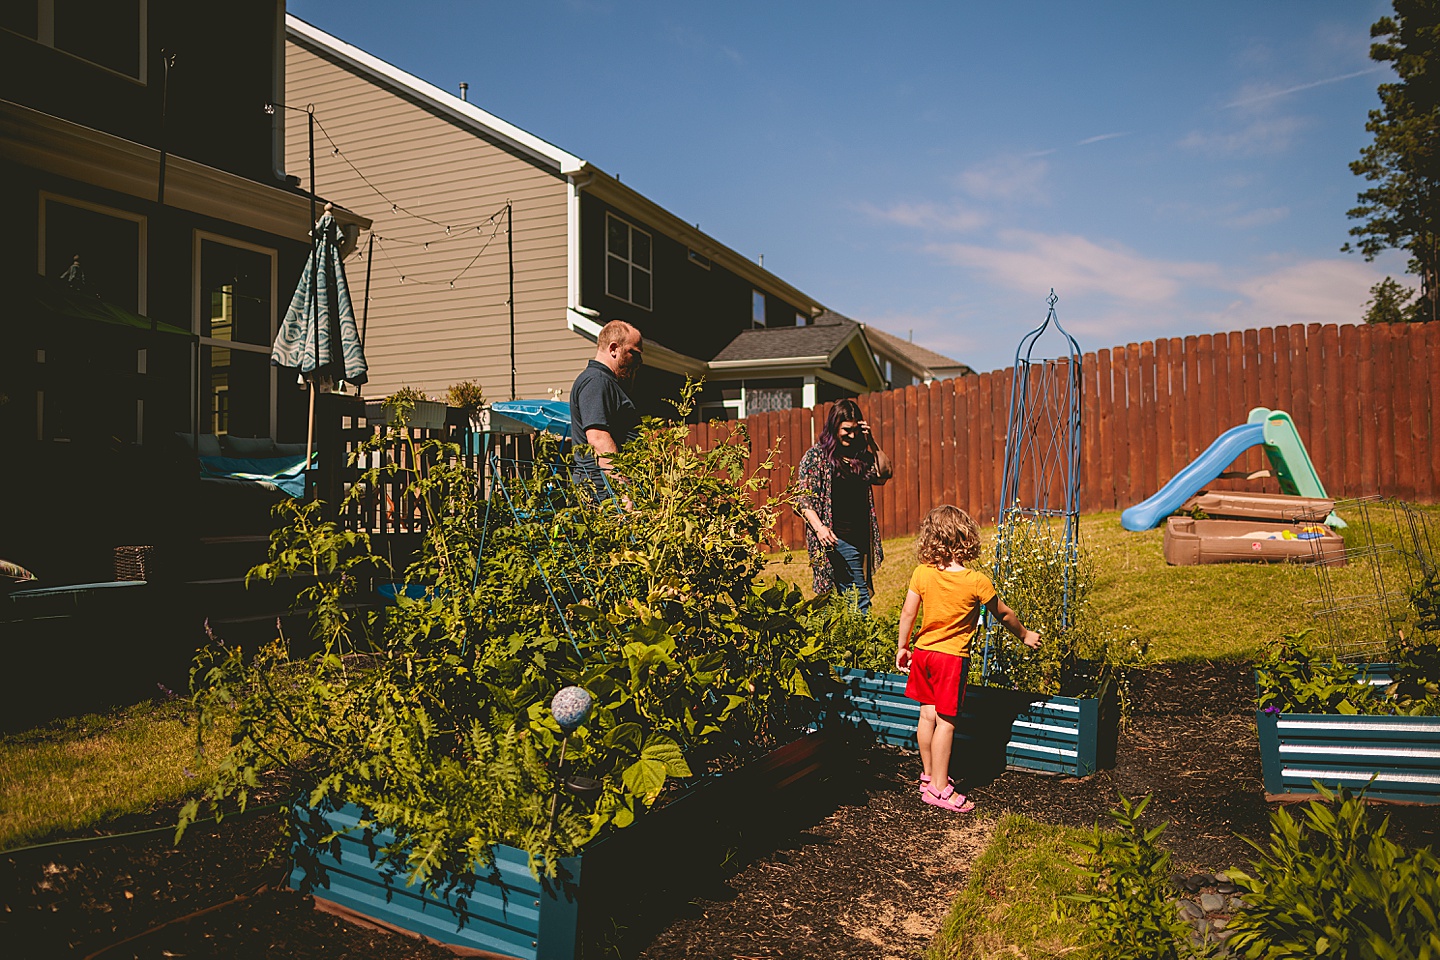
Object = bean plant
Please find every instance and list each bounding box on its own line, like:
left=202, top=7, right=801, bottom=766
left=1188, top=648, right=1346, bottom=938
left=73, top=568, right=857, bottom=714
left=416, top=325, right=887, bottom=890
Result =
left=182, top=383, right=832, bottom=886
left=978, top=514, right=1144, bottom=711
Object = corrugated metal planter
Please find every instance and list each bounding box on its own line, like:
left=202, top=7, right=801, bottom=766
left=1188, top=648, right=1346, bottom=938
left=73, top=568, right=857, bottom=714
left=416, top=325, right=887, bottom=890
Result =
left=291, top=803, right=580, bottom=959
left=1255, top=665, right=1440, bottom=804
left=831, top=668, right=1114, bottom=778
left=290, top=728, right=843, bottom=958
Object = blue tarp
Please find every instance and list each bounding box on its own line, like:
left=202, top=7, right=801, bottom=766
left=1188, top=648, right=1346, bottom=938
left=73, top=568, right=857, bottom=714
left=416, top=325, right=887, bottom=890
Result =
left=490, top=399, right=571, bottom=436
left=199, top=454, right=309, bottom=498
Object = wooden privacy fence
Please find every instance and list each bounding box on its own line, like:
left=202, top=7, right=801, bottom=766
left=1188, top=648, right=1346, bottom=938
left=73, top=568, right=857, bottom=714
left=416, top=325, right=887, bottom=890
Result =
left=687, top=322, right=1440, bottom=550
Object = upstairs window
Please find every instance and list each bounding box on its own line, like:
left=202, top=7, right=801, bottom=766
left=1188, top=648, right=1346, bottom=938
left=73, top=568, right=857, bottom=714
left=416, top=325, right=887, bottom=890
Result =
left=752, top=289, right=766, bottom=327
left=606, top=213, right=652, bottom=310
left=4, top=0, right=147, bottom=82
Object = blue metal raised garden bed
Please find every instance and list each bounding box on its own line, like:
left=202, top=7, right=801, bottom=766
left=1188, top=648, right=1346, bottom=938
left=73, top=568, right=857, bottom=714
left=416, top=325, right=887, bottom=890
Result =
left=290, top=728, right=844, bottom=958
left=1256, top=663, right=1440, bottom=804
left=1256, top=711, right=1440, bottom=805
left=831, top=668, right=1111, bottom=778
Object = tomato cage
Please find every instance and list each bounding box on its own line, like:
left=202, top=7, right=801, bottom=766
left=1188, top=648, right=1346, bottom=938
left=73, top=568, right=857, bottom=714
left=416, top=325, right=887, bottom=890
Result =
left=476, top=450, right=638, bottom=657
left=1305, top=496, right=1439, bottom=663
left=980, top=290, right=1085, bottom=684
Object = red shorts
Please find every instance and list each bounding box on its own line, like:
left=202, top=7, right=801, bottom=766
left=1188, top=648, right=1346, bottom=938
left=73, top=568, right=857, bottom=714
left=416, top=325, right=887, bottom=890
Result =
left=905, top=649, right=970, bottom=718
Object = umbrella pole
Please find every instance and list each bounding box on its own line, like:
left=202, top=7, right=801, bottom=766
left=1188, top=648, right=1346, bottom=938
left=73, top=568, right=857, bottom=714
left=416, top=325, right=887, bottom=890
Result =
left=305, top=381, right=316, bottom=483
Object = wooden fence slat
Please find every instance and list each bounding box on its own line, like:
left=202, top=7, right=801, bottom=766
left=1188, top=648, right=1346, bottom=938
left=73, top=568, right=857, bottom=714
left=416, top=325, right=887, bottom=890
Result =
left=1429, top=323, right=1440, bottom=503
left=1096, top=349, right=1115, bottom=513
left=1374, top=325, right=1398, bottom=500
left=1082, top=352, right=1099, bottom=513
left=979, top=372, right=996, bottom=523
left=1288, top=324, right=1310, bottom=486
left=1306, top=323, right=1327, bottom=478
left=1408, top=325, right=1432, bottom=503
left=938, top=379, right=955, bottom=508
left=1389, top=325, right=1415, bottom=500
left=1183, top=335, right=1201, bottom=470
left=1154, top=338, right=1173, bottom=492
left=955, top=377, right=971, bottom=512
left=1119, top=344, right=1139, bottom=506
left=1273, top=324, right=1292, bottom=423
left=1321, top=325, right=1344, bottom=500
left=1357, top=324, right=1378, bottom=497
left=1209, top=333, right=1233, bottom=490
left=1339, top=324, right=1362, bottom=500
left=916, top=382, right=933, bottom=520
left=1139, top=339, right=1157, bottom=500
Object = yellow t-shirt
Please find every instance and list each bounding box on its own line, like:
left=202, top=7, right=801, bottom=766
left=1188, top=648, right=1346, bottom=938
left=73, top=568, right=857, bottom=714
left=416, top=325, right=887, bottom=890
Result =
left=908, top=565, right=997, bottom=658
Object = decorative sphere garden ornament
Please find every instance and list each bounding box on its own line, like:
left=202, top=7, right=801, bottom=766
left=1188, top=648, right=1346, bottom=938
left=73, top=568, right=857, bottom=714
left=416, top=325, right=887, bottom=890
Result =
left=551, top=685, right=593, bottom=734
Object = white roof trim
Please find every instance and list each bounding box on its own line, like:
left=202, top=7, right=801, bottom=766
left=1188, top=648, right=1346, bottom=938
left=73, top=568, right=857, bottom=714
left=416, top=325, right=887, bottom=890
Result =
left=287, top=15, right=585, bottom=175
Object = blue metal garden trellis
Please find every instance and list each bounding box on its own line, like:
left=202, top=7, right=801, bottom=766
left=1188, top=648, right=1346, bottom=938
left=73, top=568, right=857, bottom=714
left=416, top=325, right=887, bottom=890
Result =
left=981, top=290, right=1084, bottom=682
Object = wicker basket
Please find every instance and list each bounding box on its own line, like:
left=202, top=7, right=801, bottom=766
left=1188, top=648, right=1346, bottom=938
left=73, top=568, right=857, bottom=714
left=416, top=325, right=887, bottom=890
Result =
left=114, top=545, right=156, bottom=582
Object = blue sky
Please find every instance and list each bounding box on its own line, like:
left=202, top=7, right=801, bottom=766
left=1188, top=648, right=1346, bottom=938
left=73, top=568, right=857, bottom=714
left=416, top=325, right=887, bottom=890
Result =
left=288, top=0, right=1408, bottom=374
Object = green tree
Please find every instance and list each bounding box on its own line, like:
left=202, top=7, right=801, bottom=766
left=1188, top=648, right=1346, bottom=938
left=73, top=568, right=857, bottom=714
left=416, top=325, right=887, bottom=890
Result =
left=1343, top=1, right=1440, bottom=323
left=1362, top=276, right=1420, bottom=322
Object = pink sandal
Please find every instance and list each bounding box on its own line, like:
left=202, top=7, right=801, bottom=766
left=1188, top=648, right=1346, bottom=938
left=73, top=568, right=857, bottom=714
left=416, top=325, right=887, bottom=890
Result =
left=922, top=783, right=975, bottom=813
left=918, top=773, right=954, bottom=796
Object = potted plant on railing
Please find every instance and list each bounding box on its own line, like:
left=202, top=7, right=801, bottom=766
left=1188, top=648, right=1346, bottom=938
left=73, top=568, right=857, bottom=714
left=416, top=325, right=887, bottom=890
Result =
left=825, top=514, right=1142, bottom=779
left=1254, top=625, right=1440, bottom=805
left=365, top=384, right=447, bottom=430
left=183, top=384, right=841, bottom=957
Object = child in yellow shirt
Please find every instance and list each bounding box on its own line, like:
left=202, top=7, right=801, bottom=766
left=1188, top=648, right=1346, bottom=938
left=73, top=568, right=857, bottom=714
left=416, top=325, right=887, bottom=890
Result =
left=896, top=505, right=1040, bottom=812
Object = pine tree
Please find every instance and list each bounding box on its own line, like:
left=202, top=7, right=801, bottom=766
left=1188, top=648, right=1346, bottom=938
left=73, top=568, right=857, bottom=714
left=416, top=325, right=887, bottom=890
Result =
left=1343, top=1, right=1440, bottom=322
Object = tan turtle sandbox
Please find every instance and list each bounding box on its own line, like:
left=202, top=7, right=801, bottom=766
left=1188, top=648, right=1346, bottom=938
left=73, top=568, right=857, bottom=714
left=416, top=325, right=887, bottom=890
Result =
left=1179, top=490, right=1335, bottom=523
left=1163, top=516, right=1345, bottom=566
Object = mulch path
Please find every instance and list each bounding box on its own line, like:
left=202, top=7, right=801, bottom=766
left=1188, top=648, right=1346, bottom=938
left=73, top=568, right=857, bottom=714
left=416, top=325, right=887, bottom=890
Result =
left=4, top=660, right=1438, bottom=959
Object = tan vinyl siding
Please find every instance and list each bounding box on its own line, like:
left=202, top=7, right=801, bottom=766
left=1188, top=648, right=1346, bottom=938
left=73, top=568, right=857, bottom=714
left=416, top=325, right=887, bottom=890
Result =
left=285, top=39, right=590, bottom=402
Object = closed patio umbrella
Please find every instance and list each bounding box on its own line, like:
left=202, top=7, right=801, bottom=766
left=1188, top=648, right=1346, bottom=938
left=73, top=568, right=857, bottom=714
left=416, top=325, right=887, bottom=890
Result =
left=272, top=205, right=368, bottom=468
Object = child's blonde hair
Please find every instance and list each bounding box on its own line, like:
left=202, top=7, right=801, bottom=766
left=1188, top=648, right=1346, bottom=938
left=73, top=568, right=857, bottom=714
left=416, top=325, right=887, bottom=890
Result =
left=917, top=505, right=982, bottom=567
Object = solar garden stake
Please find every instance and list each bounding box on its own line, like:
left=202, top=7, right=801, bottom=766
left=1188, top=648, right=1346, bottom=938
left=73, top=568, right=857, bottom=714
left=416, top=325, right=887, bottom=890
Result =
left=546, top=686, right=594, bottom=840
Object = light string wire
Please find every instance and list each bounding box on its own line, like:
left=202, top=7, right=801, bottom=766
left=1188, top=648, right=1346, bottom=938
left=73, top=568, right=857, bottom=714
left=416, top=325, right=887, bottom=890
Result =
left=267, top=101, right=513, bottom=289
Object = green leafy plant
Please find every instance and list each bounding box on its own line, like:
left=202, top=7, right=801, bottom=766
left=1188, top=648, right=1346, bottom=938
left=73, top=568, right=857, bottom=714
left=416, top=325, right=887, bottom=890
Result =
left=978, top=514, right=1145, bottom=712
left=185, top=380, right=830, bottom=888
left=383, top=385, right=435, bottom=425
left=1226, top=782, right=1440, bottom=959
left=1071, top=793, right=1195, bottom=960
left=446, top=379, right=486, bottom=420
left=808, top=591, right=900, bottom=672
left=1256, top=629, right=1440, bottom=717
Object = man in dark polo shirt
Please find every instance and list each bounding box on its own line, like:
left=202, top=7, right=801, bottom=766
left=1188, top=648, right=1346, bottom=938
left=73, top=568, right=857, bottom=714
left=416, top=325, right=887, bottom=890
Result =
left=570, top=320, right=643, bottom=495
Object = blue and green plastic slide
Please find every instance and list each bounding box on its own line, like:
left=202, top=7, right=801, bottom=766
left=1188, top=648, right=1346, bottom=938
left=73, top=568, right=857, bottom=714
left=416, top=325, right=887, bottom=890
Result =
left=1120, top=407, right=1343, bottom=531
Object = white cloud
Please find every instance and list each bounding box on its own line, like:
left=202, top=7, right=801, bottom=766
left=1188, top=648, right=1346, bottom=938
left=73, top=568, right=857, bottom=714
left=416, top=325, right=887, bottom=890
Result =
left=1177, top=116, right=1307, bottom=156
left=956, top=155, right=1049, bottom=203
left=1217, top=258, right=1385, bottom=328
left=1076, top=132, right=1128, bottom=146
left=926, top=230, right=1217, bottom=303
left=858, top=200, right=987, bottom=233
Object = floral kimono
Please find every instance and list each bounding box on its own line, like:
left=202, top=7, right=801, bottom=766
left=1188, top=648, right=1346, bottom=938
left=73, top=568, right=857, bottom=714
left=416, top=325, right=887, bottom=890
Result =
left=795, top=443, right=892, bottom=596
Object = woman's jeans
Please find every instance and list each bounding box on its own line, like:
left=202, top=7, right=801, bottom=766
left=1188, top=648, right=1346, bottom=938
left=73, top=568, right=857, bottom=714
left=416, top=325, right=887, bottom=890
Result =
left=828, top=537, right=870, bottom=613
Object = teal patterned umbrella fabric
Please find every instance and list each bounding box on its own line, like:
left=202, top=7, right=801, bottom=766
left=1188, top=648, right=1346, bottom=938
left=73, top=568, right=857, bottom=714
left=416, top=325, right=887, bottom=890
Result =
left=272, top=212, right=368, bottom=386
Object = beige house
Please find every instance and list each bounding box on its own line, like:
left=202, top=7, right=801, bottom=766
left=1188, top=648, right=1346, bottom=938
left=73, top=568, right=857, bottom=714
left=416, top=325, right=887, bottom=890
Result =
left=285, top=16, right=892, bottom=415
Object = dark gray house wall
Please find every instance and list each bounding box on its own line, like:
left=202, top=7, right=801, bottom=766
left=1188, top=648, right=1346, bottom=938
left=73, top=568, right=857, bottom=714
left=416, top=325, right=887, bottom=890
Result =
left=579, top=193, right=806, bottom=363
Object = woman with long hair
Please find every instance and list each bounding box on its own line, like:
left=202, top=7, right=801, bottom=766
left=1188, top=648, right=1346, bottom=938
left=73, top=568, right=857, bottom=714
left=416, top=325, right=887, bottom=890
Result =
left=795, top=398, right=893, bottom=611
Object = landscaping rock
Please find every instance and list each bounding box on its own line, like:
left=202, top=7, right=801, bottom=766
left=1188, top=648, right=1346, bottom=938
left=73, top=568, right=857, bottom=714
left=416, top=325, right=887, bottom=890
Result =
left=1177, top=900, right=1203, bottom=921
left=1199, top=892, right=1226, bottom=913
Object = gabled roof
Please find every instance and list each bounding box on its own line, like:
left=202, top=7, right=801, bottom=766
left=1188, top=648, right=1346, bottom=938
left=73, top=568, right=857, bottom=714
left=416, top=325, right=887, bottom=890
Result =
left=287, top=16, right=585, bottom=175
left=863, top=323, right=975, bottom=378
left=708, top=310, right=885, bottom=392
left=710, top=312, right=858, bottom=365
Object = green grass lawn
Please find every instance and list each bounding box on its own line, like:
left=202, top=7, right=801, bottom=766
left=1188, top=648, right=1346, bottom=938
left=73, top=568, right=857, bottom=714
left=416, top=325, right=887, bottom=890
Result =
left=769, top=505, right=1440, bottom=663
left=0, top=700, right=222, bottom=851
left=926, top=812, right=1092, bottom=960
